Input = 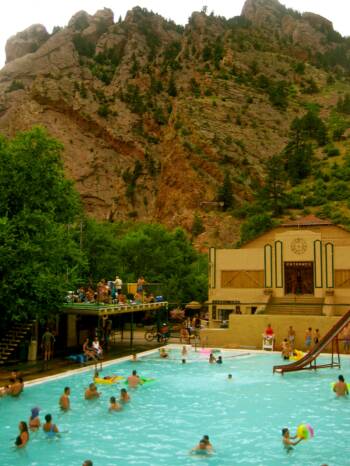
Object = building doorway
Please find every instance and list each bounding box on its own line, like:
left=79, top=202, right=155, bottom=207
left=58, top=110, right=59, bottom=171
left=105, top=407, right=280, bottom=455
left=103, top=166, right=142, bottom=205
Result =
left=284, top=262, right=314, bottom=295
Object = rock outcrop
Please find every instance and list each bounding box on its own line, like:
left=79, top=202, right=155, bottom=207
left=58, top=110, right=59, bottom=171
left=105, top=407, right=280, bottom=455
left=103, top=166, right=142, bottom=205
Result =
left=5, top=24, right=49, bottom=63
left=0, top=1, right=347, bottom=247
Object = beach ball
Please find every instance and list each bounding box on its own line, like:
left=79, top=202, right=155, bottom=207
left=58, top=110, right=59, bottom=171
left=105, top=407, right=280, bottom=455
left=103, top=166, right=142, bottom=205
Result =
left=297, top=423, right=314, bottom=440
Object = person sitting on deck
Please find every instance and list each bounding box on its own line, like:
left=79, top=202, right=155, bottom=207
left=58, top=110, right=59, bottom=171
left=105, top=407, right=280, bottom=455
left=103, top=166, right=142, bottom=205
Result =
left=83, top=338, right=97, bottom=361
left=264, top=324, right=275, bottom=340
left=92, top=337, right=103, bottom=359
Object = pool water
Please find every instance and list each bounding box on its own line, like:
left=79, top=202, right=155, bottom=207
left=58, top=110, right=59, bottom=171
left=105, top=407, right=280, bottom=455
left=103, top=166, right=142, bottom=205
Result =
left=1, top=348, right=349, bottom=466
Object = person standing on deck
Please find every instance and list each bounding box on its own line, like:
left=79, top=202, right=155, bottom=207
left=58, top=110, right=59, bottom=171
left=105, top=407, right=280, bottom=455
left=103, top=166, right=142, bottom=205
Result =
left=305, top=327, right=312, bottom=351
left=41, top=328, right=55, bottom=369
left=287, top=326, right=296, bottom=350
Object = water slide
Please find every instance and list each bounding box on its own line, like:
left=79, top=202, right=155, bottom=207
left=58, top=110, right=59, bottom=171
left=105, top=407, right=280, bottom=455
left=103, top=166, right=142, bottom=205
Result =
left=273, top=309, right=350, bottom=374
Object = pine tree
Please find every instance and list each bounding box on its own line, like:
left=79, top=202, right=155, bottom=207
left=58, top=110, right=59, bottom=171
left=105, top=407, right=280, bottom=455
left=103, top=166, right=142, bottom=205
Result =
left=217, top=171, right=234, bottom=211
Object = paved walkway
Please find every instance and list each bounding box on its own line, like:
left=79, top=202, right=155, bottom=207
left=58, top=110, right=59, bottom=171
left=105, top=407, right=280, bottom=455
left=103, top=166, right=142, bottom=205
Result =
left=0, top=331, right=172, bottom=386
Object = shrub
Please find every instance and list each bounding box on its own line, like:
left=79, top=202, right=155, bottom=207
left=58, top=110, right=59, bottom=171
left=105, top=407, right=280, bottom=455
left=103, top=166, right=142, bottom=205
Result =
left=73, top=34, right=95, bottom=57
left=97, top=104, right=110, bottom=118
left=6, top=80, right=25, bottom=92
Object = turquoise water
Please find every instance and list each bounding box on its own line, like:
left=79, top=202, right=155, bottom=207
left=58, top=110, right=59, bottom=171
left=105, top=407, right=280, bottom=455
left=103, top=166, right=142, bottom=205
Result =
left=0, top=349, right=349, bottom=466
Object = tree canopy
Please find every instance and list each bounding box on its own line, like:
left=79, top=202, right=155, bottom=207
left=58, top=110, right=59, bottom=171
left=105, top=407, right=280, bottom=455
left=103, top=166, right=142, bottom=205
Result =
left=0, top=128, right=85, bottom=328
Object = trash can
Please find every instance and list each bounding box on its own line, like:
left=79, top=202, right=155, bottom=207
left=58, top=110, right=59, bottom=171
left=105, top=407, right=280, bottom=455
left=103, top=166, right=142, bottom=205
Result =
left=28, top=340, right=38, bottom=361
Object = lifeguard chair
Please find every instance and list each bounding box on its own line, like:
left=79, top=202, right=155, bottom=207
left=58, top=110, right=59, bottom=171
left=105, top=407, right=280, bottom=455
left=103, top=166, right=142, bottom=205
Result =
left=262, top=336, right=274, bottom=351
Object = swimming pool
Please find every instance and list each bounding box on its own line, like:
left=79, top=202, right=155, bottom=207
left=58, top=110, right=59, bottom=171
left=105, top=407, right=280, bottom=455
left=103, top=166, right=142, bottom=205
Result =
left=1, top=347, right=349, bottom=466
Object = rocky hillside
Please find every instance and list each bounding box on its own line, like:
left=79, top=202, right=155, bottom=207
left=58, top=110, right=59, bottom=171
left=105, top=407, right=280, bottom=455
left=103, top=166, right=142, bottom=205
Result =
left=1, top=0, right=350, bottom=248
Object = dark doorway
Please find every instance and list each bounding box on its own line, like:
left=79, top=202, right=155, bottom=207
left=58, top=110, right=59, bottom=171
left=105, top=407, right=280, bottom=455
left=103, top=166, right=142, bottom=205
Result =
left=284, top=262, right=314, bottom=295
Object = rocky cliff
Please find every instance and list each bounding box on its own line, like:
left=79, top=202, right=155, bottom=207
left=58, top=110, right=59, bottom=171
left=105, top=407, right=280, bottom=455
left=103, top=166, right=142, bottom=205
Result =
left=0, top=0, right=349, bottom=247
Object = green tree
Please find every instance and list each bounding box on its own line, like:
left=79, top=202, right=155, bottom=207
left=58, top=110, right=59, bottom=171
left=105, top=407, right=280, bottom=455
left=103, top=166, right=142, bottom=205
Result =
left=167, top=74, right=177, bottom=97
left=80, top=222, right=208, bottom=304
left=217, top=171, right=234, bottom=211
left=260, top=154, right=287, bottom=215
left=239, top=214, right=277, bottom=245
left=0, top=128, right=85, bottom=328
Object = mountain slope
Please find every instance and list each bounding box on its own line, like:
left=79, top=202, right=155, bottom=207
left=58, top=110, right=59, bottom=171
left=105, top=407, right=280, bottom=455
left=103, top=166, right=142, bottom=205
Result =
left=0, top=0, right=350, bottom=247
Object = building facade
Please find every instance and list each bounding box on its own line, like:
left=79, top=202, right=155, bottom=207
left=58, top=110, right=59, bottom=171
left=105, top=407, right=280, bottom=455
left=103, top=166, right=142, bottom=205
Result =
left=203, top=216, right=350, bottom=349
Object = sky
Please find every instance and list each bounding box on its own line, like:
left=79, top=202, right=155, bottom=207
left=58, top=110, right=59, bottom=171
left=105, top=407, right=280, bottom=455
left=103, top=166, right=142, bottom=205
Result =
left=0, top=0, right=349, bottom=67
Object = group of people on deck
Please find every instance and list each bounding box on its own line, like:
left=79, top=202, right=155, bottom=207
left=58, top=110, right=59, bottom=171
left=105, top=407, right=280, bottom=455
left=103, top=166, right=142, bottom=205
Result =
left=67, top=275, right=153, bottom=305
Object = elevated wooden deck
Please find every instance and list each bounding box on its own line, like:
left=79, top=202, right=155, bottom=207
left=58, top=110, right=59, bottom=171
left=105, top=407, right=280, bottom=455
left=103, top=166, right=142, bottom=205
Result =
left=62, top=301, right=168, bottom=316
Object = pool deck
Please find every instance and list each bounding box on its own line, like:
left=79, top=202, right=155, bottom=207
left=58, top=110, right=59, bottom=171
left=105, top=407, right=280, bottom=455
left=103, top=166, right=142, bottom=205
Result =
left=0, top=330, right=166, bottom=387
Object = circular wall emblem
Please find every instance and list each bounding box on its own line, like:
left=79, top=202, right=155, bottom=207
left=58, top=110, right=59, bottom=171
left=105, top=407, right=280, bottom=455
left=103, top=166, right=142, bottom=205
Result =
left=291, top=238, right=307, bottom=255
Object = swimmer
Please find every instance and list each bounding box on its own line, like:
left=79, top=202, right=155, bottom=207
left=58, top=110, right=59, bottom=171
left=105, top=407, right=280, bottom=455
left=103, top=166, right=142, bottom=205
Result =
left=43, top=414, right=59, bottom=436
left=209, top=353, right=216, bottom=364
left=190, top=439, right=212, bottom=455
left=8, top=377, right=23, bottom=397
left=59, top=387, right=71, bottom=411
left=181, top=346, right=188, bottom=357
left=15, top=421, right=29, bottom=448
left=120, top=388, right=130, bottom=403
left=159, top=348, right=169, bottom=359
left=182, top=359, right=186, bottom=364
left=282, top=428, right=303, bottom=452
left=202, top=435, right=213, bottom=451
left=216, top=356, right=223, bottom=364
left=29, top=407, right=41, bottom=431
left=333, top=375, right=349, bottom=397
left=281, top=339, right=291, bottom=360
left=82, top=461, right=93, bottom=466
left=227, top=374, right=233, bottom=380
left=0, top=385, right=9, bottom=397
left=85, top=383, right=100, bottom=400
left=131, top=353, right=138, bottom=362
left=109, top=396, right=122, bottom=412
left=127, top=370, right=142, bottom=388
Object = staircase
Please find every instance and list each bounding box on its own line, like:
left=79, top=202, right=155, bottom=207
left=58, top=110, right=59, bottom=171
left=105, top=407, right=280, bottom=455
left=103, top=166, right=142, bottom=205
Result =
left=265, top=296, right=324, bottom=316
left=0, top=321, right=35, bottom=365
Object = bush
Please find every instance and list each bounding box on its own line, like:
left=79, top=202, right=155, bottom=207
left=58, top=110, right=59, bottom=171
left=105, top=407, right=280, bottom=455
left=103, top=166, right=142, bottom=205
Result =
left=324, top=145, right=340, bottom=157
left=73, top=34, right=95, bottom=57
left=239, top=214, right=277, bottom=245
left=97, top=104, right=110, bottom=118
left=6, top=80, right=25, bottom=92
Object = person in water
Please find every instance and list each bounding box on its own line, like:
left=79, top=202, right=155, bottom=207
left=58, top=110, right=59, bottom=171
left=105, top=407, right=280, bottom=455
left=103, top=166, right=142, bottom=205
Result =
left=333, top=375, right=349, bottom=397
left=127, top=370, right=142, bottom=388
left=202, top=435, right=213, bottom=451
left=209, top=353, right=216, bottom=364
left=8, top=377, right=23, bottom=397
left=282, top=428, right=303, bottom=452
left=109, top=396, right=122, bottom=412
left=59, top=387, right=71, bottom=411
left=85, top=383, right=100, bottom=400
left=227, top=374, right=233, bottom=380
left=43, top=414, right=59, bottom=437
left=15, top=421, right=29, bottom=448
left=120, top=388, right=130, bottom=403
left=190, top=439, right=212, bottom=455
left=216, top=356, right=223, bottom=364
left=159, top=348, right=169, bottom=358
left=29, top=407, right=41, bottom=431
